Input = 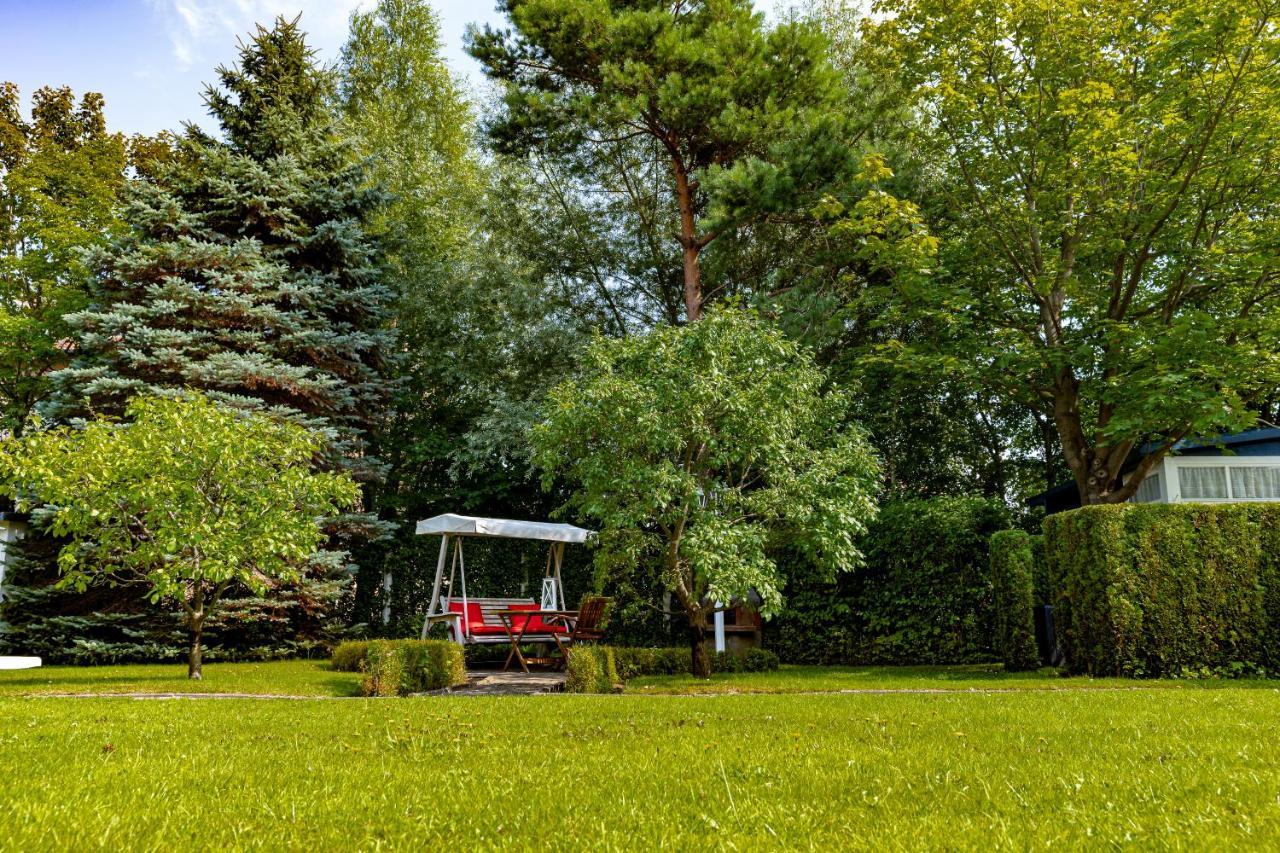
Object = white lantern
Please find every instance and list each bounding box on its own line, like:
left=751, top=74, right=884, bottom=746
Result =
left=540, top=576, right=558, bottom=611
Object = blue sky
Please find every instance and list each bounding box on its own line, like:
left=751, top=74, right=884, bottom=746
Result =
left=0, top=1, right=509, bottom=135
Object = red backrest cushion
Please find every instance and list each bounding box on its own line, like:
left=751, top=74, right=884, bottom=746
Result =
left=447, top=600, right=486, bottom=627
left=508, top=602, right=537, bottom=630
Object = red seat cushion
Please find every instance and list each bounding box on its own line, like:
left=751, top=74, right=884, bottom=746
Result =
left=468, top=624, right=510, bottom=636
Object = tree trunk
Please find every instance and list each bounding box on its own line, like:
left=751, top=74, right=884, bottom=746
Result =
left=188, top=621, right=204, bottom=680
left=688, top=610, right=712, bottom=678
left=672, top=160, right=702, bottom=322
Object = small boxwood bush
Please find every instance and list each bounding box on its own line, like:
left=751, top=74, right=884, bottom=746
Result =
left=330, top=640, right=369, bottom=672
left=565, top=645, right=620, bottom=693
left=1044, top=504, right=1280, bottom=677
left=567, top=645, right=780, bottom=691
left=989, top=530, right=1040, bottom=671
left=358, top=640, right=467, bottom=696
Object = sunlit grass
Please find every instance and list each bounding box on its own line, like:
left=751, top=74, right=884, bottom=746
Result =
left=3, top=687, right=1279, bottom=848
left=0, top=659, right=361, bottom=697
left=625, top=663, right=1280, bottom=694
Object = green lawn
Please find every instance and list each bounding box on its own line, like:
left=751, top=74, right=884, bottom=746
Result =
left=0, top=659, right=361, bottom=697
left=626, top=663, right=1280, bottom=694
left=4, top=686, right=1280, bottom=848
left=3, top=662, right=1280, bottom=847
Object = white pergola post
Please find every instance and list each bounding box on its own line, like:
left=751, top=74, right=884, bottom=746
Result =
left=381, top=571, right=392, bottom=625
left=421, top=534, right=451, bottom=640
left=713, top=605, right=726, bottom=653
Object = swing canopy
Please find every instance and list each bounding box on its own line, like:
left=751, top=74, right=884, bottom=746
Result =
left=414, top=514, right=595, bottom=644
left=414, top=513, right=592, bottom=543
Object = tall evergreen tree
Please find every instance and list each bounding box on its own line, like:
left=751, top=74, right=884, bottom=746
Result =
left=3, top=18, right=396, bottom=662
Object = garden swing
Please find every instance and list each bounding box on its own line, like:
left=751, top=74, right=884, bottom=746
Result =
left=411, top=514, right=601, bottom=670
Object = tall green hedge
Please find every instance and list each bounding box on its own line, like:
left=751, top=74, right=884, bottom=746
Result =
left=1044, top=504, right=1280, bottom=677
left=989, top=530, right=1040, bottom=671
left=770, top=496, right=1014, bottom=665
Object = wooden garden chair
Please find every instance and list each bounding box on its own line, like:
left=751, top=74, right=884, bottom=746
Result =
left=551, top=596, right=611, bottom=661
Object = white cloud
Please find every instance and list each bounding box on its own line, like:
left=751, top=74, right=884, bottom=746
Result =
left=148, top=0, right=376, bottom=70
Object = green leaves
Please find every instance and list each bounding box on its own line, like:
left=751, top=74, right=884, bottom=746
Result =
left=0, top=393, right=358, bottom=622
left=865, top=0, right=1280, bottom=501
left=532, top=308, right=880, bottom=620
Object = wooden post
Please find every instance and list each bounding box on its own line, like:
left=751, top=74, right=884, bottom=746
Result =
left=422, top=534, right=450, bottom=640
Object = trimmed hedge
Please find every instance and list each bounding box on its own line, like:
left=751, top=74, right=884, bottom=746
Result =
left=565, top=646, right=620, bottom=693
left=353, top=640, right=467, bottom=696
left=567, top=645, right=780, bottom=692
left=771, top=496, right=1013, bottom=665
left=1044, top=504, right=1280, bottom=677
left=989, top=531, right=1040, bottom=671
left=330, top=640, right=369, bottom=672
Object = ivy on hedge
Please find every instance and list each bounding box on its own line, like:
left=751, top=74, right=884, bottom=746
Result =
left=989, top=530, right=1040, bottom=671
left=1044, top=504, right=1280, bottom=677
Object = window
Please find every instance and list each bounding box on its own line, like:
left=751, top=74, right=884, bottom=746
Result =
left=1229, top=466, right=1280, bottom=500
left=1178, top=466, right=1228, bottom=500
left=1131, top=472, right=1162, bottom=503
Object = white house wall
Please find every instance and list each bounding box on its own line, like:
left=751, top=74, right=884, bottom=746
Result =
left=0, top=520, right=28, bottom=602
left=1129, top=456, right=1280, bottom=504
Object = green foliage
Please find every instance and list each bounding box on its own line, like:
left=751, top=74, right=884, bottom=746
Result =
left=0, top=83, right=126, bottom=434
left=989, top=530, right=1040, bottom=672
left=22, top=18, right=395, bottom=660
left=533, top=309, right=880, bottom=674
left=770, top=496, right=1013, bottom=665
left=865, top=0, right=1280, bottom=504
left=359, top=639, right=467, bottom=696
left=0, top=393, right=358, bottom=674
left=330, top=641, right=369, bottom=673
left=569, top=645, right=780, bottom=689
left=563, top=645, right=620, bottom=694
left=470, top=0, right=881, bottom=321
left=1044, top=504, right=1280, bottom=677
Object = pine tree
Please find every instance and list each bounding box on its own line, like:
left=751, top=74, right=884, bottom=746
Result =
left=2, top=18, right=396, bottom=661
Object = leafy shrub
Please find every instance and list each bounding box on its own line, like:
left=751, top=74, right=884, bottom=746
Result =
left=989, top=531, right=1040, bottom=671
left=742, top=648, right=780, bottom=672
left=569, top=645, right=780, bottom=690
left=1044, top=504, right=1280, bottom=677
left=330, top=641, right=369, bottom=672
left=358, top=640, right=467, bottom=696
left=565, top=645, right=620, bottom=693
left=771, top=497, right=1014, bottom=665
left=611, top=646, right=692, bottom=680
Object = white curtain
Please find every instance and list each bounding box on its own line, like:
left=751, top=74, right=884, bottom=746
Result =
left=1132, top=473, right=1161, bottom=503
left=1230, top=466, right=1280, bottom=499
left=1178, top=466, right=1228, bottom=500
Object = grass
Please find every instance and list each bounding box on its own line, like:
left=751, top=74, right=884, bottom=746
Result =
left=0, top=659, right=361, bottom=697
left=625, top=663, right=1280, bottom=694
left=4, top=685, right=1280, bottom=848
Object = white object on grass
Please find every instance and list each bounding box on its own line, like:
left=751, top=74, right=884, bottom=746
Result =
left=0, top=656, right=41, bottom=670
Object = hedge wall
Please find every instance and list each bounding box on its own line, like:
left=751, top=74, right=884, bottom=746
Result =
left=989, top=530, right=1040, bottom=671
left=769, top=496, right=1014, bottom=665
left=1044, top=504, right=1280, bottom=677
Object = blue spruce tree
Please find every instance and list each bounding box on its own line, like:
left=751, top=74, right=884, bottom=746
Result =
left=3, top=18, right=396, bottom=662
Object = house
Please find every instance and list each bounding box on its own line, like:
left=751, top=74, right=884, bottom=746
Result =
left=0, top=508, right=27, bottom=602
left=1030, top=428, right=1280, bottom=514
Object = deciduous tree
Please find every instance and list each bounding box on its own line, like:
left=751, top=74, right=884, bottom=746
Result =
left=0, top=394, right=358, bottom=678
left=867, top=0, right=1280, bottom=504
left=532, top=309, right=880, bottom=676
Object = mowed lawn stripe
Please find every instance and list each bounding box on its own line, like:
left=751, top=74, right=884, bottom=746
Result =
left=1, top=689, right=1277, bottom=849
